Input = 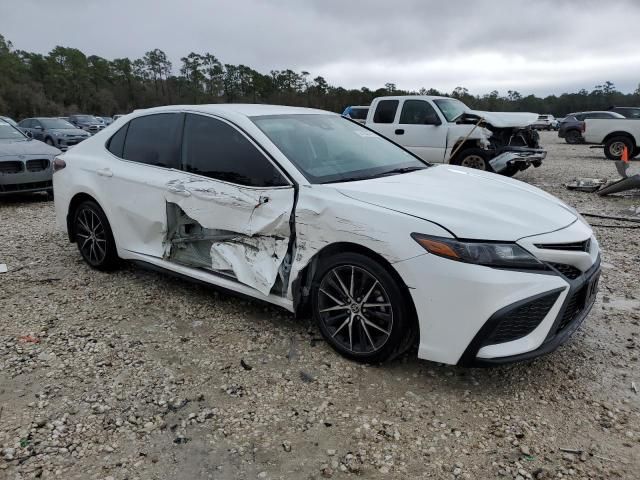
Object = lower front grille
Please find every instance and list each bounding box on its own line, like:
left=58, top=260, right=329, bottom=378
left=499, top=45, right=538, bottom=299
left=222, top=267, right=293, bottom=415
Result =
left=483, top=290, right=561, bottom=345
left=550, top=262, right=582, bottom=280
left=0, top=180, right=52, bottom=193
left=26, top=159, right=50, bottom=172
left=0, top=161, right=23, bottom=174
left=557, top=281, right=593, bottom=332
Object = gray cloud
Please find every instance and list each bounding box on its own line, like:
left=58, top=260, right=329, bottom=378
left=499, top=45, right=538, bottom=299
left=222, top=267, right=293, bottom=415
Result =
left=1, top=0, right=639, bottom=95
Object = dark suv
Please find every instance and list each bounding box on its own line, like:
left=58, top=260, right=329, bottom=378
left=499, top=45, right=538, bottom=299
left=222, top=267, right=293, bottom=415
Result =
left=558, top=111, right=625, bottom=144
left=68, top=114, right=105, bottom=135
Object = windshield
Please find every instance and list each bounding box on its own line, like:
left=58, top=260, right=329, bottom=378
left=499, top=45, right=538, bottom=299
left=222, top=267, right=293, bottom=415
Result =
left=75, top=115, right=99, bottom=123
left=40, top=118, right=76, bottom=129
left=433, top=98, right=468, bottom=122
left=252, top=114, right=427, bottom=184
left=0, top=121, right=27, bottom=141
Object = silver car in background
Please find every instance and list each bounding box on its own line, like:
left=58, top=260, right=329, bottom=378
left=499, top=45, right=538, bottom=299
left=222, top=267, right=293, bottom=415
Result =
left=0, top=119, right=60, bottom=196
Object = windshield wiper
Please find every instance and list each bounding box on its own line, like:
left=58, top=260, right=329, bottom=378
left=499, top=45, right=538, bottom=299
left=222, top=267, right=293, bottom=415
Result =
left=368, top=166, right=427, bottom=179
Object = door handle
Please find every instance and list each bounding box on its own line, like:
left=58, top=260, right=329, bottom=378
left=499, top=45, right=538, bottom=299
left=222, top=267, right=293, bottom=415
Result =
left=395, top=129, right=405, bottom=135
left=96, top=168, right=113, bottom=177
left=167, top=185, right=192, bottom=197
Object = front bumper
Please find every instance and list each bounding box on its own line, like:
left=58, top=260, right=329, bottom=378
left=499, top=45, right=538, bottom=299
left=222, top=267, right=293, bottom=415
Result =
left=489, top=147, right=547, bottom=174
left=54, top=136, right=88, bottom=150
left=459, top=257, right=600, bottom=366
left=393, top=220, right=600, bottom=365
left=0, top=156, right=53, bottom=194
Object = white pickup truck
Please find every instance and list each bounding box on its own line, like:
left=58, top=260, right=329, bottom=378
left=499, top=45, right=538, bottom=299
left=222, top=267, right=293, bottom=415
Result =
left=583, top=118, right=640, bottom=160
left=364, top=96, right=546, bottom=175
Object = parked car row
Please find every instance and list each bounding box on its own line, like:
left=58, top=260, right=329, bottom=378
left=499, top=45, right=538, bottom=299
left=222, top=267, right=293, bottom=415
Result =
left=558, top=111, right=626, bottom=144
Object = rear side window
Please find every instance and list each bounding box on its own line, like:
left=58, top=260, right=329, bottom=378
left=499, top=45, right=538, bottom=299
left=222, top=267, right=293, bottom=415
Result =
left=399, top=100, right=439, bottom=124
left=182, top=114, right=288, bottom=187
left=107, top=124, right=128, bottom=157
left=373, top=100, right=399, bottom=124
left=349, top=108, right=368, bottom=120
left=122, top=113, right=182, bottom=169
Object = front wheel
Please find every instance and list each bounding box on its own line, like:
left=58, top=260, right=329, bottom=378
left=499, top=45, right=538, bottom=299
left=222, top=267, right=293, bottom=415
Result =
left=45, top=137, right=55, bottom=146
left=451, top=148, right=492, bottom=171
left=604, top=136, right=634, bottom=160
left=311, top=252, right=416, bottom=363
left=73, top=200, right=119, bottom=270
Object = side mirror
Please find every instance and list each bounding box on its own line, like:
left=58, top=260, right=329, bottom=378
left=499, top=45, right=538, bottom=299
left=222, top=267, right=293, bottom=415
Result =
left=34, top=125, right=42, bottom=130
left=25, top=130, right=33, bottom=138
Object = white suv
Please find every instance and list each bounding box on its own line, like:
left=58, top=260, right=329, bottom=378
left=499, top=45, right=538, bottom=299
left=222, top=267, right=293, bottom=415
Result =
left=53, top=104, right=601, bottom=366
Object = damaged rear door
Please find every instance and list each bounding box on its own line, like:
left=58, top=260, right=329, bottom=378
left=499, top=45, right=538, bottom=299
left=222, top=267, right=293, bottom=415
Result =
left=164, top=113, right=295, bottom=296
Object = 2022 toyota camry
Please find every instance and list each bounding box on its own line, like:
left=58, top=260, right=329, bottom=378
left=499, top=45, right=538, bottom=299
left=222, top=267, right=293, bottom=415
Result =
left=53, top=104, right=601, bottom=366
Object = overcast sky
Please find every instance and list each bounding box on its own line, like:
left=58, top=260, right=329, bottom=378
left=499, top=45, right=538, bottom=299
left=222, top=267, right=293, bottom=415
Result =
left=2, top=0, right=639, bottom=96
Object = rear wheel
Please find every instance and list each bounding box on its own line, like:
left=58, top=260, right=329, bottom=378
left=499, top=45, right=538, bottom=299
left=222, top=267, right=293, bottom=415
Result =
left=311, top=252, right=416, bottom=363
left=451, top=148, right=492, bottom=171
left=565, top=130, right=582, bottom=144
left=73, top=200, right=119, bottom=270
left=604, top=136, right=634, bottom=160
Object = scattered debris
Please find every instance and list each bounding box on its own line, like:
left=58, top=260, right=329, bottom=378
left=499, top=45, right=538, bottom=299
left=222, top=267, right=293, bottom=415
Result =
left=559, top=447, right=584, bottom=455
left=240, top=358, right=253, bottom=371
left=0, top=263, right=7, bottom=273
left=299, top=370, right=315, bottom=383
left=598, top=160, right=640, bottom=196
left=18, top=335, right=40, bottom=343
left=565, top=178, right=607, bottom=192
left=632, top=382, right=638, bottom=394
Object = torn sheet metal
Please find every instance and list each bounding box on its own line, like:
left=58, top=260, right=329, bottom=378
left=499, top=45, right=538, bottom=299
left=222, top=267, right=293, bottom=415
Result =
left=164, top=176, right=294, bottom=295
left=598, top=161, right=640, bottom=196
left=209, top=237, right=289, bottom=295
left=565, top=178, right=608, bottom=192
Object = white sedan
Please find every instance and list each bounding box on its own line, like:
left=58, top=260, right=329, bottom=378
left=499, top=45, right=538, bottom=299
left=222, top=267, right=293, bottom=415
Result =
left=52, top=105, right=601, bottom=366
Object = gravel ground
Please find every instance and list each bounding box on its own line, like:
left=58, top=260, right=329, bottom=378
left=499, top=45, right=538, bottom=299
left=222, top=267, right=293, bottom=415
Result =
left=1, top=131, right=639, bottom=480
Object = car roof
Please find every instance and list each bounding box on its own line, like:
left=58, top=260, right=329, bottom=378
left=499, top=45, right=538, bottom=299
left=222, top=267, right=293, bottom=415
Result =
left=569, top=111, right=621, bottom=115
left=373, top=95, right=452, bottom=102
left=132, top=104, right=330, bottom=118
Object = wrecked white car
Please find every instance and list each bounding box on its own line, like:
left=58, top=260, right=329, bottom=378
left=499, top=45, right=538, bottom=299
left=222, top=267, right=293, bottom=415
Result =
left=53, top=105, right=600, bottom=366
left=365, top=95, right=546, bottom=176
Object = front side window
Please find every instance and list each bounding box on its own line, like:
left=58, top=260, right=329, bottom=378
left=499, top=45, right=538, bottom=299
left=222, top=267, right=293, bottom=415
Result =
left=252, top=114, right=427, bottom=184
left=373, top=100, right=399, bottom=124
left=122, top=113, right=182, bottom=169
left=182, top=114, right=288, bottom=187
left=399, top=100, right=440, bottom=125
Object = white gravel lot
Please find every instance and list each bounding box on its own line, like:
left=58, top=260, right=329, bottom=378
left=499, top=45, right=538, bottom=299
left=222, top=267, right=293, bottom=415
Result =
left=1, top=131, right=639, bottom=479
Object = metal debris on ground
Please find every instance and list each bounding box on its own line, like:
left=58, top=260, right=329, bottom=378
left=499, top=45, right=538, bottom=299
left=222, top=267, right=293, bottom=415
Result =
left=565, top=178, right=607, bottom=192
left=0, top=263, right=7, bottom=273
left=598, top=160, right=640, bottom=196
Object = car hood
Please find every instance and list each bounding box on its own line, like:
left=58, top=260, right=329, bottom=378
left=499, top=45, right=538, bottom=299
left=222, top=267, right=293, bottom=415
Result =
left=334, top=165, right=577, bottom=241
left=464, top=110, right=538, bottom=128
left=0, top=139, right=61, bottom=157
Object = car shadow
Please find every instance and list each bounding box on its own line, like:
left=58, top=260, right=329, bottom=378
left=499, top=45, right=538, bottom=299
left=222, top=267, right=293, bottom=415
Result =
left=0, top=192, right=51, bottom=204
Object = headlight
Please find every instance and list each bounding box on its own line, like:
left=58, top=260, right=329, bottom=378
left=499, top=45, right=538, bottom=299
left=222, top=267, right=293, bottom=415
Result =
left=411, top=233, right=545, bottom=269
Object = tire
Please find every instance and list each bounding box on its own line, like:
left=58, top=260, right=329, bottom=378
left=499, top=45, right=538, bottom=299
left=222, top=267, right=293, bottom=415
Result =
left=604, top=136, right=634, bottom=160
left=311, top=252, right=417, bottom=363
left=565, top=130, right=582, bottom=144
left=45, top=137, right=55, bottom=146
left=632, top=147, right=640, bottom=159
left=450, top=148, right=492, bottom=171
left=72, top=200, right=119, bottom=270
